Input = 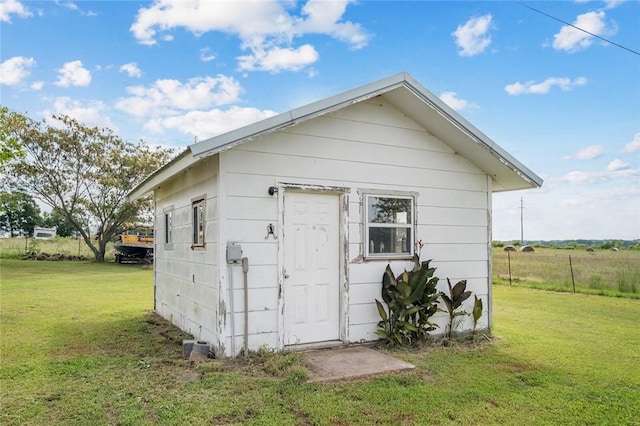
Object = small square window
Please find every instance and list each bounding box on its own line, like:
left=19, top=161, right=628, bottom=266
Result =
left=192, top=199, right=205, bottom=247
left=365, top=195, right=414, bottom=258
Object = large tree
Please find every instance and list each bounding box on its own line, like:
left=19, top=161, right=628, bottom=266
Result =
left=2, top=108, right=173, bottom=261
left=0, top=191, right=41, bottom=237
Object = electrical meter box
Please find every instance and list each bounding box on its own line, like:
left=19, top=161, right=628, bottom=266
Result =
left=226, top=242, right=242, bottom=263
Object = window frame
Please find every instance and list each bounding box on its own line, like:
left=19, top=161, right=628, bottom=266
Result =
left=363, top=193, right=415, bottom=259
left=191, top=198, right=206, bottom=249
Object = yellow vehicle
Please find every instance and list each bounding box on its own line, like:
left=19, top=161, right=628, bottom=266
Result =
left=114, top=226, right=154, bottom=263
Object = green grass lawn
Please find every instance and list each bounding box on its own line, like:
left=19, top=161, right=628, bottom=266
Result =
left=1, top=259, right=639, bottom=425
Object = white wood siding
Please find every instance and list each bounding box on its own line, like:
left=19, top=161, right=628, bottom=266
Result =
left=221, top=97, right=491, bottom=350
left=154, top=157, right=220, bottom=348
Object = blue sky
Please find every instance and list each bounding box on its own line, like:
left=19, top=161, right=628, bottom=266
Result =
left=1, top=0, right=638, bottom=240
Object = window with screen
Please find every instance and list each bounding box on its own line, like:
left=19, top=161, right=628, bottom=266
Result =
left=364, top=194, right=414, bottom=258
left=192, top=199, right=205, bottom=248
left=164, top=210, right=173, bottom=244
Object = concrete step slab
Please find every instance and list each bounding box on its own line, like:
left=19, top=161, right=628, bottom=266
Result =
left=304, top=346, right=415, bottom=383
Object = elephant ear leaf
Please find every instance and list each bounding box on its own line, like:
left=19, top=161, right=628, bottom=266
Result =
left=440, top=291, right=453, bottom=314
left=451, top=280, right=467, bottom=300
left=375, top=299, right=388, bottom=322
left=376, top=259, right=442, bottom=347
left=451, top=280, right=471, bottom=309
left=473, top=295, right=483, bottom=323
left=408, top=280, right=427, bottom=304
left=382, top=265, right=396, bottom=303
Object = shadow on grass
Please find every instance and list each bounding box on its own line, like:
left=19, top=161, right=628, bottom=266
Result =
left=50, top=311, right=193, bottom=360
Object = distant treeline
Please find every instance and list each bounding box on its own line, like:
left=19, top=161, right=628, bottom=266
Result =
left=493, top=240, right=640, bottom=250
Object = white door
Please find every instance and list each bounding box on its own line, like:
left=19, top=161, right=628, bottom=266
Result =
left=283, top=191, right=340, bottom=345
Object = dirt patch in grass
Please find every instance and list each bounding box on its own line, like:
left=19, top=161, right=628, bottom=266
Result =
left=143, top=311, right=193, bottom=345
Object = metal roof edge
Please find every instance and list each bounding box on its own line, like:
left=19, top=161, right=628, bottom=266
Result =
left=176, top=72, right=541, bottom=190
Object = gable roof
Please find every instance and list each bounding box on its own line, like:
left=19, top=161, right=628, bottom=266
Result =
left=130, top=72, right=542, bottom=200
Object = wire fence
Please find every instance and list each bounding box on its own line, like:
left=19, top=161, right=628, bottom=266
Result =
left=493, top=248, right=640, bottom=296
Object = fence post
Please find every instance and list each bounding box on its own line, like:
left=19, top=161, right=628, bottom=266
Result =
left=569, top=255, right=576, bottom=293
left=508, top=250, right=512, bottom=287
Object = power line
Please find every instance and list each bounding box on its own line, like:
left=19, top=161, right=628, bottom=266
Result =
left=514, top=1, right=640, bottom=56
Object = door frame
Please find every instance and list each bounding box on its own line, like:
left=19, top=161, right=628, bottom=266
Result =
left=276, top=183, right=350, bottom=350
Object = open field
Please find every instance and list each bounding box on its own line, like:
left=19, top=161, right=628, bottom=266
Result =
left=0, top=237, right=112, bottom=261
left=493, top=247, right=640, bottom=298
left=3, top=236, right=638, bottom=298
left=1, top=259, right=639, bottom=425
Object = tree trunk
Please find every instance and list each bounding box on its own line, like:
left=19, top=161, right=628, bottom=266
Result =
left=80, top=232, right=102, bottom=262
left=97, top=239, right=108, bottom=263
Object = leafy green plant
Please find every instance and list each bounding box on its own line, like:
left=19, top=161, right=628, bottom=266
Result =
left=472, top=295, right=483, bottom=337
left=440, top=278, right=472, bottom=339
left=375, top=254, right=440, bottom=346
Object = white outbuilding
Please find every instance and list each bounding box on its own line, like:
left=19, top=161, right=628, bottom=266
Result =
left=129, top=72, right=542, bottom=357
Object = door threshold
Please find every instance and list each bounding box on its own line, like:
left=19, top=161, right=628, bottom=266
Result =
left=285, top=340, right=344, bottom=352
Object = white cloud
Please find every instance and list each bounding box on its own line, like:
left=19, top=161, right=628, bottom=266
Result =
left=0, top=56, right=35, bottom=85
left=607, top=159, right=629, bottom=172
left=55, top=1, right=78, bottom=11
left=604, top=0, right=626, bottom=9
left=562, top=167, right=638, bottom=184
left=505, top=76, right=587, bottom=95
left=622, top=133, right=640, bottom=152
left=563, top=145, right=603, bottom=160
left=295, top=0, right=369, bottom=49
left=45, top=96, right=117, bottom=131
left=144, top=106, right=277, bottom=139
left=552, top=11, right=615, bottom=52
left=493, top=184, right=639, bottom=240
left=115, top=75, right=242, bottom=117
left=30, top=81, right=43, bottom=90
left=119, top=62, right=142, bottom=78
left=51, top=0, right=96, bottom=16
left=452, top=14, right=493, bottom=57
left=439, top=91, right=478, bottom=111
left=238, top=43, right=319, bottom=72
left=0, top=0, right=32, bottom=22
left=129, top=0, right=369, bottom=72
left=54, top=60, right=91, bottom=87
left=199, top=48, right=216, bottom=62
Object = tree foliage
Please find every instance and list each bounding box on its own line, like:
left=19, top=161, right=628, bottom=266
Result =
left=40, top=208, right=76, bottom=238
left=0, top=191, right=41, bottom=237
left=0, top=106, right=27, bottom=166
left=2, top=108, right=173, bottom=261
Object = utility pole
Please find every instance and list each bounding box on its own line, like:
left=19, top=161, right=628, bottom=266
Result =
left=520, top=197, right=524, bottom=246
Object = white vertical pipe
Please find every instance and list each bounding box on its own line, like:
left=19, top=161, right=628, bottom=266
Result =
left=228, top=263, right=236, bottom=357
left=242, top=257, right=249, bottom=360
